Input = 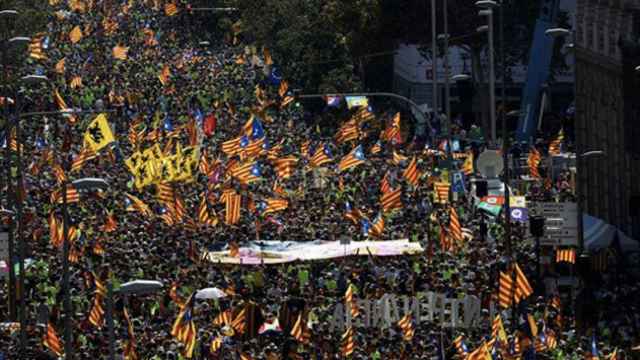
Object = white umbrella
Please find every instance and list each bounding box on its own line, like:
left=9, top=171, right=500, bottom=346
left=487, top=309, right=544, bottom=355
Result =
left=195, top=287, right=227, bottom=300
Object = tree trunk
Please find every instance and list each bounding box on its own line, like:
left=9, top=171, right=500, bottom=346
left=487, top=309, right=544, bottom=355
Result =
left=470, top=48, right=490, bottom=140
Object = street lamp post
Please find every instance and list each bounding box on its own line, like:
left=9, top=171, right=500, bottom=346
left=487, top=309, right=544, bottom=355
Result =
left=576, top=150, right=605, bottom=255
left=431, top=0, right=438, bottom=121
left=477, top=0, right=499, bottom=146
left=62, top=178, right=109, bottom=359
left=0, top=7, right=26, bottom=323
left=106, top=280, right=164, bottom=360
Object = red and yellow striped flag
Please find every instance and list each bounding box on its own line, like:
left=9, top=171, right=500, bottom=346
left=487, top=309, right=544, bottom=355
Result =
left=556, top=248, right=576, bottom=264
left=548, top=128, right=564, bottom=156
left=403, top=156, right=420, bottom=187
left=528, top=147, right=542, bottom=179
left=290, top=313, right=311, bottom=344
left=43, top=322, right=63, bottom=357
left=156, top=183, right=174, bottom=205
left=224, top=192, right=241, bottom=225
left=448, top=206, right=463, bottom=243
left=492, top=315, right=507, bottom=343
left=498, top=271, right=514, bottom=308
left=380, top=187, right=402, bottom=213
left=433, top=182, right=450, bottom=204
left=88, top=293, right=105, bottom=328
left=171, top=296, right=197, bottom=358
left=29, top=33, right=48, bottom=60
left=51, top=163, right=67, bottom=185
left=341, top=326, right=355, bottom=357
left=53, top=89, right=77, bottom=124
left=514, top=263, right=533, bottom=300
left=309, top=144, right=332, bottom=168
left=272, top=157, right=298, bottom=179
left=382, top=112, right=401, bottom=143
left=335, top=119, right=359, bottom=144
left=397, top=313, right=414, bottom=341
left=262, top=198, right=289, bottom=216
left=338, top=145, right=366, bottom=172
left=345, top=284, right=359, bottom=318
left=123, top=307, right=138, bottom=360
left=125, top=193, right=153, bottom=217
left=71, top=147, right=96, bottom=173
left=231, top=306, right=247, bottom=334
left=164, top=2, right=179, bottom=16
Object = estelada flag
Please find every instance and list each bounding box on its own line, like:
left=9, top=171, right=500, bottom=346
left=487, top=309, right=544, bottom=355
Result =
left=83, top=114, right=115, bottom=152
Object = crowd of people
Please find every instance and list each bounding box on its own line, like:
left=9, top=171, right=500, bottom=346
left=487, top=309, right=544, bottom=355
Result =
left=1, top=0, right=639, bottom=359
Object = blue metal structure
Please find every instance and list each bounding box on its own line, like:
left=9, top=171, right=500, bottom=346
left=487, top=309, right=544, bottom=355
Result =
left=515, top=0, right=561, bottom=142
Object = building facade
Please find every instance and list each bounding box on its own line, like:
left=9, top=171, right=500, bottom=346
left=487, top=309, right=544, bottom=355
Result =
left=575, top=0, right=640, bottom=239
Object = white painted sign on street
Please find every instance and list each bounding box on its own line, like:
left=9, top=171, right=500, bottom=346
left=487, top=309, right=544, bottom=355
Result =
left=529, top=202, right=578, bottom=246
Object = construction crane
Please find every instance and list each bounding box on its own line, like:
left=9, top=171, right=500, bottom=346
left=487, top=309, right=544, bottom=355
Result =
left=515, top=0, right=561, bottom=143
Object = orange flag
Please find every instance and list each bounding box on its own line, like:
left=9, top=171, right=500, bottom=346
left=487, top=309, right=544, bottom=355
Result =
left=69, top=26, right=83, bottom=44
left=113, top=46, right=129, bottom=60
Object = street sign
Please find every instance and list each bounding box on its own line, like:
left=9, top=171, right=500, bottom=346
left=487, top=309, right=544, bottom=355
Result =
left=0, top=231, right=8, bottom=262
left=510, top=196, right=528, bottom=222
left=529, top=202, right=578, bottom=246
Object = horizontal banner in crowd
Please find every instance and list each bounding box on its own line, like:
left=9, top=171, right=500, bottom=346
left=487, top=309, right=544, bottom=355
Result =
left=202, top=239, right=424, bottom=265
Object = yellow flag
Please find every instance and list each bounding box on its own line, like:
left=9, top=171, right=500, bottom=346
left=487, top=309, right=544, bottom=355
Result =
left=125, top=151, right=143, bottom=174
left=69, top=26, right=83, bottom=44
left=83, top=114, right=115, bottom=152
left=173, top=146, right=200, bottom=182
left=160, top=155, right=179, bottom=182
left=462, top=152, right=474, bottom=175
left=113, top=46, right=129, bottom=60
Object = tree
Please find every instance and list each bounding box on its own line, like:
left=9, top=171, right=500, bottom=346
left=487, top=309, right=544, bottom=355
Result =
left=232, top=0, right=415, bottom=93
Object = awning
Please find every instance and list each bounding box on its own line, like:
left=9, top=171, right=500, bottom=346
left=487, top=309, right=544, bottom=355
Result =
left=584, top=214, right=639, bottom=252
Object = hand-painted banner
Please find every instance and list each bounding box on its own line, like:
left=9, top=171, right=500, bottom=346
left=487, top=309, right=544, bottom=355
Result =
left=203, top=239, right=424, bottom=265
